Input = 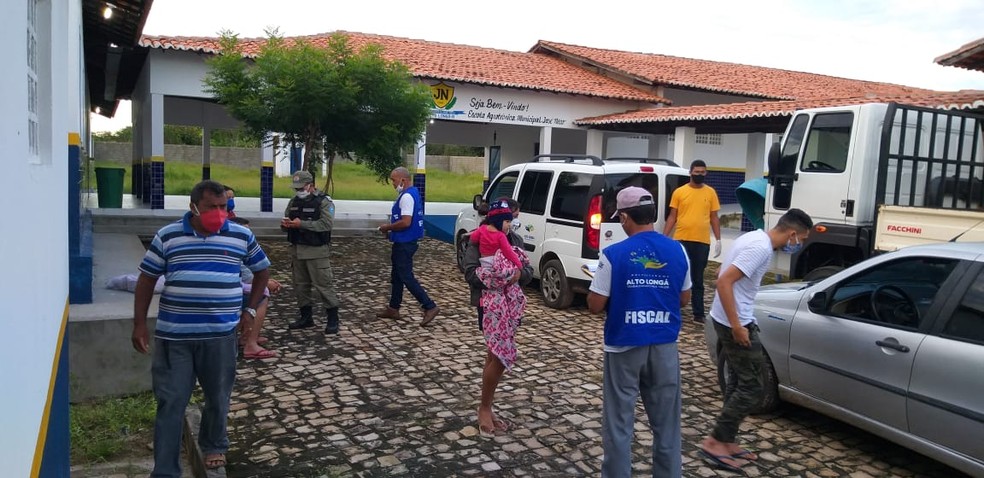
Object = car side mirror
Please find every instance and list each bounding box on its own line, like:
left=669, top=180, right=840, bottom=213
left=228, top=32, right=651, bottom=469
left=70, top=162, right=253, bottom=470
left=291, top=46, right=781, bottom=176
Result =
left=807, top=291, right=827, bottom=313
left=472, top=194, right=483, bottom=211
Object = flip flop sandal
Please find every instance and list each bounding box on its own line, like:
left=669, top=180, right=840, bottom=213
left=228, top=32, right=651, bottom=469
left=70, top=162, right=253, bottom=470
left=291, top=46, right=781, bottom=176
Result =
left=477, top=422, right=499, bottom=437
left=698, top=449, right=746, bottom=475
left=492, top=417, right=510, bottom=431
left=204, top=453, right=226, bottom=470
left=732, top=450, right=758, bottom=461
left=243, top=349, right=277, bottom=360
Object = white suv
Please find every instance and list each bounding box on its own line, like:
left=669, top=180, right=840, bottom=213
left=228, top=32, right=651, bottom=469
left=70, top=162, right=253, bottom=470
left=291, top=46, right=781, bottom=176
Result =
left=454, top=154, right=690, bottom=309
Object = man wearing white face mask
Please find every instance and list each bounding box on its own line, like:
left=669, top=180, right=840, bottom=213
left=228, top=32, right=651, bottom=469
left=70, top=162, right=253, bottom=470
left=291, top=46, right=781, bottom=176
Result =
left=698, top=208, right=812, bottom=473
left=282, top=170, right=341, bottom=334
left=376, top=167, right=440, bottom=326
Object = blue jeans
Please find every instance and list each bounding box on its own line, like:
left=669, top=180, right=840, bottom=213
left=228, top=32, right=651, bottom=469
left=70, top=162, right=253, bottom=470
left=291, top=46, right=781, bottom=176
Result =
left=602, top=343, right=682, bottom=478
left=151, top=333, right=237, bottom=478
left=680, top=241, right=710, bottom=318
left=389, top=241, right=436, bottom=311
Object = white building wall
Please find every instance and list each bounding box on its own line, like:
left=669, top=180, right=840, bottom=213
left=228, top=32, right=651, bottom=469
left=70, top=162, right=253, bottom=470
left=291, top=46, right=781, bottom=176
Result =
left=665, top=133, right=750, bottom=170
left=0, top=0, right=81, bottom=474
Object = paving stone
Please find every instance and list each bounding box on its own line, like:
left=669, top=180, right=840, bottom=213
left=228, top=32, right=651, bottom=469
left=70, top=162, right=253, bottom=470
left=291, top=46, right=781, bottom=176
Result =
left=72, top=237, right=968, bottom=478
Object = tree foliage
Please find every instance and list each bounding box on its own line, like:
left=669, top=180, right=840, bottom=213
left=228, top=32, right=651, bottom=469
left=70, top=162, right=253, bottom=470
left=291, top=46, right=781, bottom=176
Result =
left=203, top=29, right=433, bottom=192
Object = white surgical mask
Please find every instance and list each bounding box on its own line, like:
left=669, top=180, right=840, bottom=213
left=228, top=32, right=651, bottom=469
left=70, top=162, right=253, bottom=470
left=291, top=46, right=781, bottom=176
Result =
left=396, top=181, right=405, bottom=194
left=295, top=189, right=311, bottom=199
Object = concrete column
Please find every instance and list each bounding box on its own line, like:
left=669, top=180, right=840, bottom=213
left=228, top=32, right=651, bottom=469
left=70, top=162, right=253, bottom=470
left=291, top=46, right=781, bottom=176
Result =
left=149, top=93, right=165, bottom=209
left=141, top=99, right=152, bottom=204
left=413, top=130, right=427, bottom=207
left=539, top=126, right=553, bottom=156
left=131, top=99, right=143, bottom=198
left=673, top=126, right=697, bottom=169
left=745, top=133, right=767, bottom=181
left=202, top=127, right=211, bottom=180
left=647, top=134, right=660, bottom=159
left=586, top=129, right=604, bottom=158
left=261, top=134, right=275, bottom=212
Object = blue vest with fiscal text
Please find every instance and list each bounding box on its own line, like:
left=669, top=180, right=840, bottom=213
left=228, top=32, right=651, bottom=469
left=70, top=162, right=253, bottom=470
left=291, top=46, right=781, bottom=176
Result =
left=390, top=186, right=424, bottom=243
left=604, top=231, right=688, bottom=347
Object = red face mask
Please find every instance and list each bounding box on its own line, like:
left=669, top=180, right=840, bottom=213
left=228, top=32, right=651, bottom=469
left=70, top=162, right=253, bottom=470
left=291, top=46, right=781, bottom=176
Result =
left=194, top=205, right=228, bottom=233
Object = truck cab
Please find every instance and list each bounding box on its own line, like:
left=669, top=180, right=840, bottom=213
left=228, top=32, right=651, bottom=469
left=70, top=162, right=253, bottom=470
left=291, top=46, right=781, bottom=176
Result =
left=763, top=102, right=984, bottom=280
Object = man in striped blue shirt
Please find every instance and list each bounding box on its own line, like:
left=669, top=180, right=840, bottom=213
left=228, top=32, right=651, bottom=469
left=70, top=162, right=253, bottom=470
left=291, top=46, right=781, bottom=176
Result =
left=132, top=180, right=270, bottom=476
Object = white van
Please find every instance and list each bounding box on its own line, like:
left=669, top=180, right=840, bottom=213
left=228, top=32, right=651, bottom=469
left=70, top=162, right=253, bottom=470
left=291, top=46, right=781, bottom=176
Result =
left=454, top=154, right=690, bottom=309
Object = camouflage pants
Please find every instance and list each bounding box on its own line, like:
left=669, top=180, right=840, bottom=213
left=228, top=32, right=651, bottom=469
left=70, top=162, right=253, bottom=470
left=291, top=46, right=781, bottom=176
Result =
left=711, top=321, right=763, bottom=443
left=292, top=256, right=340, bottom=310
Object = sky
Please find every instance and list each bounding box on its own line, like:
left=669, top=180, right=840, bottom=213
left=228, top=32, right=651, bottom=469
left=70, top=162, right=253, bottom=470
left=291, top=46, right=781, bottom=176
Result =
left=91, top=0, right=984, bottom=132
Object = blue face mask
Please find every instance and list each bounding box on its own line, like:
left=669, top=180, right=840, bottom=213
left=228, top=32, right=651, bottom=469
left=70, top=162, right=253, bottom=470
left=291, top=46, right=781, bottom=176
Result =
left=781, top=234, right=803, bottom=254
left=226, top=198, right=236, bottom=212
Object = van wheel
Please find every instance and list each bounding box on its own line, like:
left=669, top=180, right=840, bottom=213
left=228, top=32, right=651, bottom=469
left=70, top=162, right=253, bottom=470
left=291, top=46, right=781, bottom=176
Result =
left=716, top=348, right=780, bottom=414
left=540, top=259, right=574, bottom=309
left=455, top=232, right=469, bottom=273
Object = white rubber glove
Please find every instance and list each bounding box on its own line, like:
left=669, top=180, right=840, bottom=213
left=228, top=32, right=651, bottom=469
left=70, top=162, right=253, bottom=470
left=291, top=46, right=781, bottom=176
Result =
left=713, top=240, right=722, bottom=258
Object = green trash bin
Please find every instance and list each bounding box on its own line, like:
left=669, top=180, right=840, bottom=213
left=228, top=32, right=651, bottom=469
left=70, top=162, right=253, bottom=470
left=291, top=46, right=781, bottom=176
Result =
left=94, top=167, right=126, bottom=208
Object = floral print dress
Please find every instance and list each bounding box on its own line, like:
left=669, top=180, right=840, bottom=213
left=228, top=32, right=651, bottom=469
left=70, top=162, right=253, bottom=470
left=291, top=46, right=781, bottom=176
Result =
left=476, top=246, right=529, bottom=371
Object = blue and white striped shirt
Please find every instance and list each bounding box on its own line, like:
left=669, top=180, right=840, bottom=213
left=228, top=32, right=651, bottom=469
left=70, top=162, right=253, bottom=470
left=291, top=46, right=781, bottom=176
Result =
left=139, top=212, right=271, bottom=340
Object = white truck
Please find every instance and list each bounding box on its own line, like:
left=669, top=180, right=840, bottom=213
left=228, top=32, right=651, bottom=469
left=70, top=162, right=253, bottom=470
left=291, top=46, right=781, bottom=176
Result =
left=757, top=102, right=984, bottom=280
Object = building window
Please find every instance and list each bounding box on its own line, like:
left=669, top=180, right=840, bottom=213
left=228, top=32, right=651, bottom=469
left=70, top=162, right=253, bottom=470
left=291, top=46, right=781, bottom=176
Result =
left=27, top=0, right=39, bottom=158
left=696, top=133, right=722, bottom=145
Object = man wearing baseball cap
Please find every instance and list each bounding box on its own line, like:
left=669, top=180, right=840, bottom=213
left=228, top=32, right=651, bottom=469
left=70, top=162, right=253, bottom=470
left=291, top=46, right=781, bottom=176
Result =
left=281, top=170, right=342, bottom=334
left=587, top=186, right=692, bottom=477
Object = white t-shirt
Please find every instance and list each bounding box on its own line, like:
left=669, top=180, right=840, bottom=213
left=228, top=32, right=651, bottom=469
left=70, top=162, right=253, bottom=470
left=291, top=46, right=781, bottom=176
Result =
left=590, top=241, right=692, bottom=353
left=710, top=229, right=774, bottom=328
left=398, top=192, right=415, bottom=217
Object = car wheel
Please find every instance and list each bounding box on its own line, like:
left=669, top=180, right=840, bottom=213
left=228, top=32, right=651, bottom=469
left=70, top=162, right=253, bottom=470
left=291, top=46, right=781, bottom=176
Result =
left=455, top=232, right=468, bottom=273
left=716, top=347, right=780, bottom=414
left=802, top=265, right=843, bottom=282
left=540, top=259, right=574, bottom=309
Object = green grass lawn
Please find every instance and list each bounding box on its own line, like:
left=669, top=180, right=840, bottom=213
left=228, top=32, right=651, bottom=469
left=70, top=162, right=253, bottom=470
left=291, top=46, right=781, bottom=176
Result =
left=85, top=161, right=485, bottom=202
left=70, top=392, right=157, bottom=464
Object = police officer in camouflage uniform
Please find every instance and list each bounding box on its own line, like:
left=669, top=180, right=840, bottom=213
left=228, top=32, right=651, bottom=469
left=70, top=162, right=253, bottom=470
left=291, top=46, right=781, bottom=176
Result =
left=281, top=171, right=341, bottom=334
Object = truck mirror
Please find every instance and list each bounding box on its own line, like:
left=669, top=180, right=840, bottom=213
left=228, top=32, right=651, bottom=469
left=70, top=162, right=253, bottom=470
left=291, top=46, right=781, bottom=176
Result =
left=766, top=143, right=781, bottom=185
left=472, top=194, right=483, bottom=210
left=807, top=290, right=827, bottom=313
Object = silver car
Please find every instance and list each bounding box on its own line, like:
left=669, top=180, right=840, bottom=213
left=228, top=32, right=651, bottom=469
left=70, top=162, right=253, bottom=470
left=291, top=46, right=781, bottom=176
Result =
left=703, top=242, right=984, bottom=476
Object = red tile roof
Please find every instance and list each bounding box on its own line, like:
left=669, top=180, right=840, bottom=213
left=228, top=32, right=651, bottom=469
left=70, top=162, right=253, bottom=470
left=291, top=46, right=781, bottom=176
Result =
left=139, top=32, right=669, bottom=104
left=533, top=40, right=932, bottom=101
left=576, top=90, right=984, bottom=126
left=935, top=36, right=984, bottom=73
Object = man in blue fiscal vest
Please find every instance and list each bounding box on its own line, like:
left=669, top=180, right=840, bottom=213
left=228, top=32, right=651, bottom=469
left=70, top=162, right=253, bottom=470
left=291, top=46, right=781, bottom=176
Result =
left=587, top=186, right=692, bottom=478
left=281, top=170, right=341, bottom=334
left=376, top=167, right=440, bottom=326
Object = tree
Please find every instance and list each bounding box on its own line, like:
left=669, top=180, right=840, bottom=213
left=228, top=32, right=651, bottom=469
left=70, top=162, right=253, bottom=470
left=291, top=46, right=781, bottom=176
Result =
left=204, top=29, right=433, bottom=193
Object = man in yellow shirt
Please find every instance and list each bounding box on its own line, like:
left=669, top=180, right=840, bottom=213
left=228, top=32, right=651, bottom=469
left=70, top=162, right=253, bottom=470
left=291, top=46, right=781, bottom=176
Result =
left=664, top=160, right=722, bottom=323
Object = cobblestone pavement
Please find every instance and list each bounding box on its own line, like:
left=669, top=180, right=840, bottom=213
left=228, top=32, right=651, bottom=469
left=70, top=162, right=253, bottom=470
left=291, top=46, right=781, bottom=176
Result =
left=222, top=237, right=967, bottom=478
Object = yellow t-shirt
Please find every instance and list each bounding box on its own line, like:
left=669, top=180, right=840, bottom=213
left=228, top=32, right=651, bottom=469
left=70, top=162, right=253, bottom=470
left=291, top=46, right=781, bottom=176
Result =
left=669, top=184, right=720, bottom=244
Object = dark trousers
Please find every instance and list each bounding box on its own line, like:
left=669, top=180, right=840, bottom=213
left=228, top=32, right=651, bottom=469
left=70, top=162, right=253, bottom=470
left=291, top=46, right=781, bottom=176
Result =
left=151, top=334, right=237, bottom=477
left=680, top=241, right=710, bottom=318
left=711, top=321, right=763, bottom=443
left=389, top=241, right=436, bottom=311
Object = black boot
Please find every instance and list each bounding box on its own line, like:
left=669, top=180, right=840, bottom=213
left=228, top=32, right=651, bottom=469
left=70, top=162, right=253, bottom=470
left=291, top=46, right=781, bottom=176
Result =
left=324, top=307, right=340, bottom=335
left=289, top=305, right=314, bottom=329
